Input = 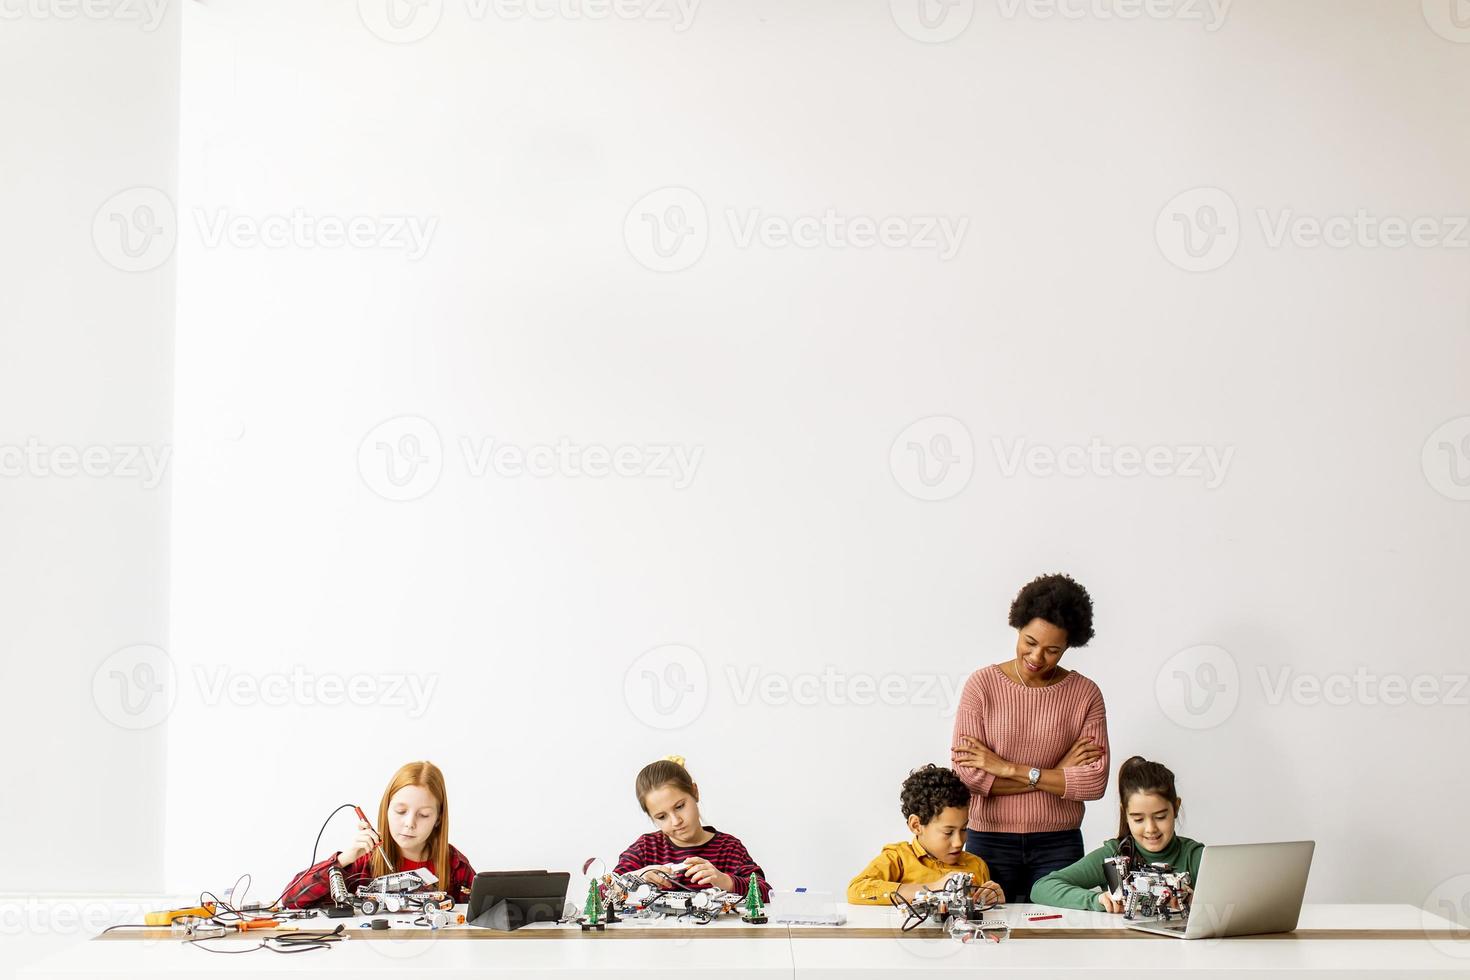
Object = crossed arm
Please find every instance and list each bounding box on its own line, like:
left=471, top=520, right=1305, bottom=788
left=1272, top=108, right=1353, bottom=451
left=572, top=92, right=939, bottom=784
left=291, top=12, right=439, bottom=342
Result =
left=953, top=737, right=1099, bottom=796
left=951, top=696, right=1110, bottom=801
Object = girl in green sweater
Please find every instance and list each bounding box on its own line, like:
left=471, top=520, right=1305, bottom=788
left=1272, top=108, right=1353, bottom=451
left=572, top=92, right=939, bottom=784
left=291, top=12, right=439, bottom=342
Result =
left=1031, top=756, right=1203, bottom=913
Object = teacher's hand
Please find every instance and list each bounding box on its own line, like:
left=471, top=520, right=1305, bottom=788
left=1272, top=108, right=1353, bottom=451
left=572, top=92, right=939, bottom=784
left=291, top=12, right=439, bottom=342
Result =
left=951, top=736, right=1012, bottom=777
left=1058, top=736, right=1103, bottom=770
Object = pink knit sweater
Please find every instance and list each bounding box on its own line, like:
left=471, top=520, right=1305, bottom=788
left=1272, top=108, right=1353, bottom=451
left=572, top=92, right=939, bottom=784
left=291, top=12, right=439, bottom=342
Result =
left=951, top=664, right=1110, bottom=834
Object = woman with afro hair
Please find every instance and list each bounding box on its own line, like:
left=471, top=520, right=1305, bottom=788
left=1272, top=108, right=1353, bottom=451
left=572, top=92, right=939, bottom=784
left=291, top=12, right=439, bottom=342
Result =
left=949, top=573, right=1110, bottom=903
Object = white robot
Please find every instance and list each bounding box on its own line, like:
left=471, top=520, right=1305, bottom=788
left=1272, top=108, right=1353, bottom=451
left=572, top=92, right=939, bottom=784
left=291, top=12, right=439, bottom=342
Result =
left=329, top=865, right=453, bottom=916
left=1103, top=855, right=1193, bottom=922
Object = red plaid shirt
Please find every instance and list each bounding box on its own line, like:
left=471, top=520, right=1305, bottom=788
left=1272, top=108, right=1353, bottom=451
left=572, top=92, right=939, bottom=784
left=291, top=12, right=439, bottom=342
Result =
left=282, top=846, right=476, bottom=908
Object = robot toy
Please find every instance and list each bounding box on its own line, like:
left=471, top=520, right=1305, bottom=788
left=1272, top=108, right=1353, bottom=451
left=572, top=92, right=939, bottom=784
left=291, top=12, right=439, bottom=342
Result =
left=329, top=865, right=454, bottom=916
left=581, top=862, right=763, bottom=926
left=889, top=872, right=1006, bottom=942
left=1102, top=855, right=1192, bottom=922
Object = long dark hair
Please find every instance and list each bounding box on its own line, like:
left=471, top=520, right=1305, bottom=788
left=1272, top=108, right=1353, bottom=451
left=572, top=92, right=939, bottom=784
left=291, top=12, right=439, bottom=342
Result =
left=1115, top=756, right=1180, bottom=858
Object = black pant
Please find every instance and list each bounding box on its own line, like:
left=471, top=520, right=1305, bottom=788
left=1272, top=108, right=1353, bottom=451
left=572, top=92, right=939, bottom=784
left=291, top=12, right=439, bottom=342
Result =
left=965, top=828, right=1084, bottom=904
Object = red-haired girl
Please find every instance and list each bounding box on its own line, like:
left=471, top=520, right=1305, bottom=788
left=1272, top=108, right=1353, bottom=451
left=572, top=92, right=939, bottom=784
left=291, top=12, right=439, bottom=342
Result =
left=283, top=760, right=475, bottom=907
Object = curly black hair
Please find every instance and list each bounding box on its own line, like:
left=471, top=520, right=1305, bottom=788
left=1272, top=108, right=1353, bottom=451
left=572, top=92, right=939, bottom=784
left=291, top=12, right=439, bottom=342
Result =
left=1008, top=573, right=1094, bottom=647
left=900, top=764, right=971, bottom=824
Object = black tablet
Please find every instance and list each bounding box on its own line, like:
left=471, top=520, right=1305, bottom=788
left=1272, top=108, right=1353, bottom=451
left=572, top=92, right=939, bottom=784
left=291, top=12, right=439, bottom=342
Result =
left=466, top=871, right=571, bottom=931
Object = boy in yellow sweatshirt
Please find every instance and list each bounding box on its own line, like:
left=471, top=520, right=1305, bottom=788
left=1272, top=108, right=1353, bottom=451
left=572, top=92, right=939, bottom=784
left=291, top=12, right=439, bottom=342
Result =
left=848, top=764, right=1005, bottom=906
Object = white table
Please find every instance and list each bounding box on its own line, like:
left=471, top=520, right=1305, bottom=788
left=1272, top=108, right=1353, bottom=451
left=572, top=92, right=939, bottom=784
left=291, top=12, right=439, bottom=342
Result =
left=17, top=903, right=1470, bottom=979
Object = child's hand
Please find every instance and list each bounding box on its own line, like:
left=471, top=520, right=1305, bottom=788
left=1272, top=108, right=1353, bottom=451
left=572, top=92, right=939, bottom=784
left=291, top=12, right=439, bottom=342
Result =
left=636, top=865, right=676, bottom=888
left=1097, top=892, right=1124, bottom=914
left=338, top=820, right=382, bottom=867
left=974, top=879, right=1004, bottom=906
left=684, top=858, right=734, bottom=892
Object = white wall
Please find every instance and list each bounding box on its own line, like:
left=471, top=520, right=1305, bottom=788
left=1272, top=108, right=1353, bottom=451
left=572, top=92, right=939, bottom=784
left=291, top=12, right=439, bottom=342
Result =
left=160, top=0, right=1470, bottom=913
left=0, top=4, right=178, bottom=892
left=0, top=7, right=178, bottom=978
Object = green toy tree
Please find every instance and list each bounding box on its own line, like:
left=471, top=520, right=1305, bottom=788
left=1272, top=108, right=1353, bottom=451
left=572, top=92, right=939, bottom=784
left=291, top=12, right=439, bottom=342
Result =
left=742, top=874, right=767, bottom=924
left=581, top=879, right=605, bottom=930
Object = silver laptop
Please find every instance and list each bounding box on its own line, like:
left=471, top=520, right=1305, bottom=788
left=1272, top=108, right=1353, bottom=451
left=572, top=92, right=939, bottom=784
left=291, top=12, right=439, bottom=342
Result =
left=1126, top=840, right=1315, bottom=939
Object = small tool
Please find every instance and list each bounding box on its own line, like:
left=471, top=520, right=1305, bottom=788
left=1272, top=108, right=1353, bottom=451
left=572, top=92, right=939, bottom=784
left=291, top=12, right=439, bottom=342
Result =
left=354, top=805, right=395, bottom=871
left=145, top=904, right=216, bottom=926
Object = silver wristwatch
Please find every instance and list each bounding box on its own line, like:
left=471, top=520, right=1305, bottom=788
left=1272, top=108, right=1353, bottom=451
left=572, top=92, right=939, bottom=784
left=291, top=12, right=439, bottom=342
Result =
left=1027, top=767, right=1042, bottom=788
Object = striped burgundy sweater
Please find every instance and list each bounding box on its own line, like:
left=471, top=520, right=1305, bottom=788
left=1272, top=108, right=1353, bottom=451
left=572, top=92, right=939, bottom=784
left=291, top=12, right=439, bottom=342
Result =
left=615, top=827, right=771, bottom=900
left=952, top=664, right=1111, bottom=834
